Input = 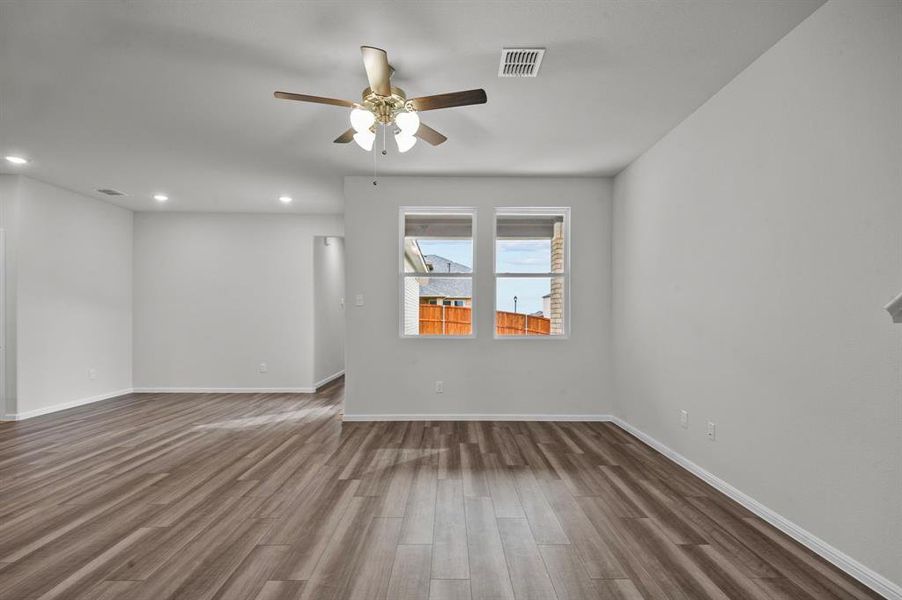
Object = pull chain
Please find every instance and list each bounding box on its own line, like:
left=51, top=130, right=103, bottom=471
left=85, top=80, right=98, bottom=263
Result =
left=372, top=125, right=378, bottom=186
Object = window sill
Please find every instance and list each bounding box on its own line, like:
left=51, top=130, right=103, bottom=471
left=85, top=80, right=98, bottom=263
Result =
left=493, top=334, right=569, bottom=341
left=400, top=334, right=477, bottom=340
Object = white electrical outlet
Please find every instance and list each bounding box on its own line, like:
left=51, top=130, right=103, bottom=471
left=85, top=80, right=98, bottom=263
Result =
left=355, top=294, right=364, bottom=306
left=88, top=368, right=96, bottom=381
left=258, top=362, right=268, bottom=374
left=434, top=380, right=444, bottom=394
left=706, top=421, right=716, bottom=441
left=680, top=410, right=688, bottom=429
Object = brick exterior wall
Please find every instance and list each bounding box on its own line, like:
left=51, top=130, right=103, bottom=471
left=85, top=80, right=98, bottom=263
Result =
left=549, top=220, right=565, bottom=335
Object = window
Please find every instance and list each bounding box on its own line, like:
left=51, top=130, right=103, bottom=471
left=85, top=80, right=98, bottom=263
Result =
left=494, top=208, right=569, bottom=337
left=400, top=208, right=475, bottom=337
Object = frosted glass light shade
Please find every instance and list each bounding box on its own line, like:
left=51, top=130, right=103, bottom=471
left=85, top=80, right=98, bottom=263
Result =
left=350, top=108, right=375, bottom=133
left=395, top=111, right=420, bottom=135
left=353, top=130, right=376, bottom=151
left=395, top=132, right=417, bottom=153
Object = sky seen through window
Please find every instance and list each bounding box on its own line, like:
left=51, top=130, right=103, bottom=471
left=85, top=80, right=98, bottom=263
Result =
left=416, top=239, right=553, bottom=314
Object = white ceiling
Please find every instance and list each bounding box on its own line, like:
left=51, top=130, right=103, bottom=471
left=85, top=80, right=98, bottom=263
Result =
left=0, top=1, right=823, bottom=214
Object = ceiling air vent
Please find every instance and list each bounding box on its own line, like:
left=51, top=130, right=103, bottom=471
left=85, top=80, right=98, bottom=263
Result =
left=498, top=48, right=545, bottom=78
left=97, top=188, right=126, bottom=196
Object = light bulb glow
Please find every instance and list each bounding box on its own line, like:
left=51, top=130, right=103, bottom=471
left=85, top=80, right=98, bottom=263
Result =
left=395, top=111, right=420, bottom=135
left=395, top=132, right=417, bottom=153
left=353, top=130, right=376, bottom=151
left=350, top=108, right=375, bottom=133
left=153, top=194, right=168, bottom=202
left=279, top=196, right=292, bottom=204
left=5, top=155, right=28, bottom=165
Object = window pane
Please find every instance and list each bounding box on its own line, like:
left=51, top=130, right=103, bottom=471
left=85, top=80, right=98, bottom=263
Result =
left=404, top=213, right=473, bottom=275
left=496, top=276, right=565, bottom=336
left=496, top=239, right=551, bottom=273
left=404, top=276, right=472, bottom=336
left=496, top=214, right=565, bottom=273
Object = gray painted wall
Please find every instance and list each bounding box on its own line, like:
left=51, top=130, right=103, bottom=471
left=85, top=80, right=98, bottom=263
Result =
left=344, top=176, right=614, bottom=417
left=1, top=176, right=133, bottom=416
left=313, top=235, right=346, bottom=385
left=133, top=212, right=343, bottom=391
left=612, top=0, right=901, bottom=585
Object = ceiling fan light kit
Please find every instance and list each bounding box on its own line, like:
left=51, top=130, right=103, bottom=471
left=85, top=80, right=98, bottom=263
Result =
left=395, top=111, right=420, bottom=135
left=349, top=107, right=376, bottom=133
left=275, top=45, right=486, bottom=155
left=395, top=132, right=417, bottom=153
left=353, top=129, right=376, bottom=151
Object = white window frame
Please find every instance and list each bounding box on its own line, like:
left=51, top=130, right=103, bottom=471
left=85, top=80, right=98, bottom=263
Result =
left=399, top=206, right=477, bottom=339
left=493, top=207, right=571, bottom=340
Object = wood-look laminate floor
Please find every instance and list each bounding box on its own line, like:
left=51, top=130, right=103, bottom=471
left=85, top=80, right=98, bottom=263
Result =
left=0, top=380, right=881, bottom=600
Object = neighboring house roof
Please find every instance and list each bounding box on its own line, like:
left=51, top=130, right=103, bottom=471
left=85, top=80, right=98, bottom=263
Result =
left=423, top=254, right=471, bottom=274
left=419, top=254, right=472, bottom=298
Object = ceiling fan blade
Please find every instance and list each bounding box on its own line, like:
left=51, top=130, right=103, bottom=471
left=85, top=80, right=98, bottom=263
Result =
left=415, top=123, right=447, bottom=146
left=274, top=91, right=356, bottom=108
left=408, top=89, right=487, bottom=112
left=334, top=128, right=355, bottom=144
left=361, top=46, right=392, bottom=96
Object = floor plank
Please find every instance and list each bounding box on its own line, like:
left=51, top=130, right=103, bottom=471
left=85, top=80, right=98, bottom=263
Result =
left=399, top=453, right=437, bottom=544
left=538, top=544, right=601, bottom=600
left=386, top=544, right=432, bottom=600
left=465, top=497, right=515, bottom=600
left=432, top=477, right=470, bottom=580
left=252, top=580, right=305, bottom=600
left=0, top=380, right=882, bottom=600
left=496, top=517, right=557, bottom=600
left=430, top=579, right=472, bottom=600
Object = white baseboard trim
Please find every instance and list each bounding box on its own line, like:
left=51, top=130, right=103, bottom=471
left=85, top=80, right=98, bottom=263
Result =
left=342, top=413, right=614, bottom=422
left=315, top=370, right=345, bottom=389
left=609, top=417, right=901, bottom=600
left=132, top=387, right=316, bottom=394
left=0, top=388, right=135, bottom=421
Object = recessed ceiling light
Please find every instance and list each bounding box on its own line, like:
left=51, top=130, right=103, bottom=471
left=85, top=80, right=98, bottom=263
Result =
left=279, top=195, right=293, bottom=204
left=5, top=155, right=28, bottom=165
left=153, top=194, right=168, bottom=202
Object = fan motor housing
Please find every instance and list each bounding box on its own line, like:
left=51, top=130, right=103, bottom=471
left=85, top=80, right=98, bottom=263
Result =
left=362, top=87, right=408, bottom=124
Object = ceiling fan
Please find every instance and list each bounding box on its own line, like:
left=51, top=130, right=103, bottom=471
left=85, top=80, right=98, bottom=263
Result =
left=274, top=46, right=487, bottom=153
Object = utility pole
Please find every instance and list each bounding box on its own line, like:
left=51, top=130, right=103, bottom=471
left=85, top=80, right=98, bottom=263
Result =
left=513, top=296, right=518, bottom=313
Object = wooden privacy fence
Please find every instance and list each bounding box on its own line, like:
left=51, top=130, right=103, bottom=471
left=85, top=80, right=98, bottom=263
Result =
left=419, top=305, right=472, bottom=335
left=495, top=310, right=551, bottom=336
left=418, top=305, right=549, bottom=336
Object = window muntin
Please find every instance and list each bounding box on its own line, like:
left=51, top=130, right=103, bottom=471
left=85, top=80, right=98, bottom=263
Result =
left=400, top=208, right=475, bottom=337
left=494, top=209, right=569, bottom=337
